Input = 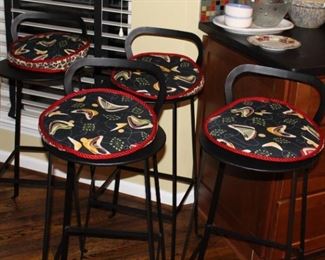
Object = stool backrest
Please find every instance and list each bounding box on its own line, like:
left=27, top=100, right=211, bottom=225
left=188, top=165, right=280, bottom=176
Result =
left=11, top=11, right=88, bottom=41
left=225, top=64, right=325, bottom=124
left=125, top=26, right=203, bottom=66
left=64, top=57, right=167, bottom=117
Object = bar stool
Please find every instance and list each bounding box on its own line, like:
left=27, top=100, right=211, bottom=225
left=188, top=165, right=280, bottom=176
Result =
left=0, top=10, right=89, bottom=197
left=186, top=64, right=325, bottom=259
left=38, top=57, right=167, bottom=260
left=111, top=26, right=204, bottom=259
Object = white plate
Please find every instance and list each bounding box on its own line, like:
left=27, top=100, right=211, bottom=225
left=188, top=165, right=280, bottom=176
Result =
left=212, top=15, right=294, bottom=35
left=247, top=35, right=301, bottom=51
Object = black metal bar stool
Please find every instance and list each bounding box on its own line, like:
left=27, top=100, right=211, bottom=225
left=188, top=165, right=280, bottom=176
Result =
left=185, top=64, right=325, bottom=259
left=38, top=57, right=167, bottom=260
left=0, top=10, right=89, bottom=260
left=0, top=10, right=89, bottom=197
left=110, top=26, right=204, bottom=259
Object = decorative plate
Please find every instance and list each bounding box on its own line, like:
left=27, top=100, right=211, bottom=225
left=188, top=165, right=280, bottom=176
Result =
left=212, top=15, right=294, bottom=35
left=247, top=35, right=301, bottom=51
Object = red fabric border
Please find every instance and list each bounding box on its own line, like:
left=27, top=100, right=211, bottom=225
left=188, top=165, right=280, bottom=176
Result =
left=39, top=88, right=159, bottom=160
left=203, top=96, right=324, bottom=163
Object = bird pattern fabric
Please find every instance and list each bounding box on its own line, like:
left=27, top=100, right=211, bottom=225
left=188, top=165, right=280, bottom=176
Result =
left=112, top=52, right=204, bottom=100
left=39, top=88, right=158, bottom=160
left=8, top=32, right=90, bottom=73
left=204, top=97, right=324, bottom=162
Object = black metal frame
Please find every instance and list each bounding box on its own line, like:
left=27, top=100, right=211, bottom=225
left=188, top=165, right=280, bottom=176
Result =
left=185, top=64, right=325, bottom=260
left=103, top=26, right=204, bottom=260
left=0, top=9, right=89, bottom=260
left=42, top=57, right=167, bottom=260
left=0, top=7, right=89, bottom=192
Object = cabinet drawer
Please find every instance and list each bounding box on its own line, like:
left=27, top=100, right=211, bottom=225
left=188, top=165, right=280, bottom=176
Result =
left=280, top=148, right=325, bottom=199
left=266, top=191, right=325, bottom=259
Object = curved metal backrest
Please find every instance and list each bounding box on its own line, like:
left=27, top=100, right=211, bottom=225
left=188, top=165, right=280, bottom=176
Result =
left=11, top=11, right=87, bottom=41
left=225, top=64, right=325, bottom=124
left=64, top=57, right=167, bottom=117
left=125, top=26, right=203, bottom=66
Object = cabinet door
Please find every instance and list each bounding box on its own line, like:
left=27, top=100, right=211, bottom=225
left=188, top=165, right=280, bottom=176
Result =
left=198, top=36, right=325, bottom=259
left=268, top=79, right=325, bottom=259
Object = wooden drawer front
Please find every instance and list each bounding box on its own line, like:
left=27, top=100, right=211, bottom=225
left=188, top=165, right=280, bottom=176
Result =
left=280, top=127, right=325, bottom=199
left=266, top=191, right=325, bottom=259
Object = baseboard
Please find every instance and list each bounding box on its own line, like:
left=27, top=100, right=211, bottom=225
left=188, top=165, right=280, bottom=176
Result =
left=0, top=149, right=194, bottom=206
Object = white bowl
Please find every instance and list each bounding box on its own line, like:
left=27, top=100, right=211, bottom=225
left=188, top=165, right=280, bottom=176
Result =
left=225, top=3, right=253, bottom=18
left=224, top=15, right=253, bottom=28
left=289, top=0, right=325, bottom=28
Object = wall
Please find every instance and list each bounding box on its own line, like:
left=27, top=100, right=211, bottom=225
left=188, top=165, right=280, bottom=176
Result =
left=0, top=0, right=204, bottom=205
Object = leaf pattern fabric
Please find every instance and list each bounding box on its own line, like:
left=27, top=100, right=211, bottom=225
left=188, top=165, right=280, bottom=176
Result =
left=8, top=32, right=90, bottom=73
left=39, top=88, right=158, bottom=160
left=204, top=97, right=324, bottom=162
left=111, top=52, right=204, bottom=100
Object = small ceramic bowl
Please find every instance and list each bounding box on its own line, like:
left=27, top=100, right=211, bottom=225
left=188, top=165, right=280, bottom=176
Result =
left=289, top=0, right=325, bottom=28
left=224, top=15, right=253, bottom=28
left=225, top=3, right=253, bottom=18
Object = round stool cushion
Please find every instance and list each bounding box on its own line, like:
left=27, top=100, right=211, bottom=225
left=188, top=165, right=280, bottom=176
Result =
left=39, top=88, right=158, bottom=160
left=111, top=52, right=204, bottom=101
left=8, top=32, right=90, bottom=73
left=204, top=97, right=324, bottom=162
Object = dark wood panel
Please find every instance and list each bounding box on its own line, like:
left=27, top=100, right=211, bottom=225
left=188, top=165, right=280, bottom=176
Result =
left=268, top=191, right=325, bottom=259
left=197, top=35, right=325, bottom=259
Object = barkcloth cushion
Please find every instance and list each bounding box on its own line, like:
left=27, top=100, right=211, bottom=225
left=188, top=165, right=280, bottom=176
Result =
left=111, top=52, right=204, bottom=100
left=8, top=32, right=90, bottom=73
left=204, top=97, right=324, bottom=162
left=39, top=88, right=158, bottom=160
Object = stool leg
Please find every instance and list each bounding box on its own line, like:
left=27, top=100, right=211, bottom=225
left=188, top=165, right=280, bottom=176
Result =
left=13, top=81, right=23, bottom=198
left=144, top=158, right=155, bottom=260
left=55, top=161, right=76, bottom=260
left=73, top=166, right=84, bottom=254
left=181, top=143, right=204, bottom=260
left=42, top=153, right=53, bottom=260
left=110, top=167, right=121, bottom=218
left=8, top=79, right=16, bottom=118
left=171, top=102, right=178, bottom=260
left=190, top=97, right=199, bottom=236
left=80, top=165, right=96, bottom=258
left=153, top=154, right=166, bottom=260
left=299, top=171, right=309, bottom=259
left=197, top=162, right=226, bottom=260
left=285, top=170, right=298, bottom=260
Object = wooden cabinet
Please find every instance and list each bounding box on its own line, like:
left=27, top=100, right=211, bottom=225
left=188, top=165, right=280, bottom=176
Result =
left=197, top=36, right=325, bottom=259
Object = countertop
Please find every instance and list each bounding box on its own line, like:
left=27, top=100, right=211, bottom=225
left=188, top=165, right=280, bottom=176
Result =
left=199, top=21, right=325, bottom=76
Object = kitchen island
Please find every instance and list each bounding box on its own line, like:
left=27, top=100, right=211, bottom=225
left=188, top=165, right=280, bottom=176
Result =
left=197, top=22, right=325, bottom=259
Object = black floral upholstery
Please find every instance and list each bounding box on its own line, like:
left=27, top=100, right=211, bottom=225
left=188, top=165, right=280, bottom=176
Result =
left=204, top=97, right=324, bottom=162
left=8, top=32, right=90, bottom=73
left=111, top=52, right=204, bottom=100
left=39, top=88, right=158, bottom=160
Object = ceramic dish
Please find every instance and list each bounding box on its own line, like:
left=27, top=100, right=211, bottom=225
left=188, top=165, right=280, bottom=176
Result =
left=247, top=35, right=301, bottom=51
left=225, top=3, right=253, bottom=18
left=224, top=15, right=252, bottom=28
left=212, top=15, right=294, bottom=35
